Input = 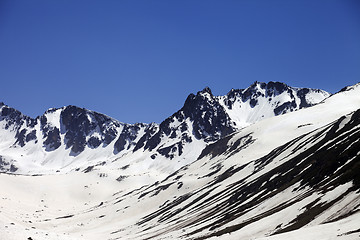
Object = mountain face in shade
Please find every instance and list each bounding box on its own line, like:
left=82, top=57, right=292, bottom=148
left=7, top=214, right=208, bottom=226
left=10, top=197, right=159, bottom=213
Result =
left=0, top=81, right=329, bottom=174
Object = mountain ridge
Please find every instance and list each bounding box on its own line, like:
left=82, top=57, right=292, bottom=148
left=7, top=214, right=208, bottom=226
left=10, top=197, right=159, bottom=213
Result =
left=0, top=81, right=329, bottom=174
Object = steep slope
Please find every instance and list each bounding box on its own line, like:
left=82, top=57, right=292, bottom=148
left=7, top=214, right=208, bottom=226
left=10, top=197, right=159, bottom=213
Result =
left=106, top=83, right=359, bottom=240
left=0, top=82, right=329, bottom=175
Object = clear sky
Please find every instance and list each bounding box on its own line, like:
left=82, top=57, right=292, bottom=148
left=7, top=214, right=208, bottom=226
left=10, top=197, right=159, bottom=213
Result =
left=1, top=0, right=359, bottom=123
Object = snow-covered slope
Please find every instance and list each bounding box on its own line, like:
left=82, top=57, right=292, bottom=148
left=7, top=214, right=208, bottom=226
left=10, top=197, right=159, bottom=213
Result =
left=0, top=81, right=329, bottom=176
left=0, top=82, right=358, bottom=240
left=102, top=82, right=359, bottom=240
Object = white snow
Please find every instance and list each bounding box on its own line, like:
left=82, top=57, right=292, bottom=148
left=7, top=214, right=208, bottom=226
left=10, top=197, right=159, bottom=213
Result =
left=0, top=82, right=359, bottom=239
left=211, top=211, right=360, bottom=240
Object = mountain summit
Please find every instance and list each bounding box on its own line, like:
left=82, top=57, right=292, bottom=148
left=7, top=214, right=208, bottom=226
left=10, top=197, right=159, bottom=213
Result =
left=220, top=81, right=330, bottom=127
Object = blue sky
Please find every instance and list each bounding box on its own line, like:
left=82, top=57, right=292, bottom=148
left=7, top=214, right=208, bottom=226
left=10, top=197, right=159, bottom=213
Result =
left=1, top=0, right=359, bottom=123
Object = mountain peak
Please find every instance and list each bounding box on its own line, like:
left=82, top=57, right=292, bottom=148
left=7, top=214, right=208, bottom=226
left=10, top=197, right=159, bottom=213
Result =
left=266, top=81, right=289, bottom=92
left=198, top=86, right=213, bottom=95
left=248, top=81, right=289, bottom=92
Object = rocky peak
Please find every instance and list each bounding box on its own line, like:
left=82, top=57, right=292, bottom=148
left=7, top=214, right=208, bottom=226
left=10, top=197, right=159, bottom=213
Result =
left=181, top=89, right=233, bottom=140
left=182, top=87, right=217, bottom=117
left=243, top=81, right=290, bottom=100
left=220, top=81, right=330, bottom=128
left=58, top=105, right=122, bottom=154
left=199, top=86, right=213, bottom=95
left=266, top=81, right=289, bottom=92
left=0, top=103, right=36, bottom=130
left=133, top=86, right=235, bottom=160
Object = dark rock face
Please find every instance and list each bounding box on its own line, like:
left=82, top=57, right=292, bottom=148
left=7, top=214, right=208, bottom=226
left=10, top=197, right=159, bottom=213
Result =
left=60, top=106, right=122, bottom=154
left=40, top=115, right=61, bottom=151
left=14, top=129, right=27, bottom=147
left=43, top=127, right=61, bottom=151
left=274, top=101, right=297, bottom=115
left=114, top=123, right=147, bottom=154
left=181, top=88, right=234, bottom=141
left=135, top=87, right=236, bottom=159
left=88, top=136, right=101, bottom=149
left=157, top=142, right=183, bottom=159
left=267, top=81, right=288, bottom=93
left=0, top=104, right=37, bottom=148
left=0, top=105, right=26, bottom=130
left=0, top=105, right=36, bottom=130
left=26, top=130, right=37, bottom=142
left=133, top=124, right=158, bottom=152
left=0, top=103, right=127, bottom=156
left=61, top=106, right=89, bottom=154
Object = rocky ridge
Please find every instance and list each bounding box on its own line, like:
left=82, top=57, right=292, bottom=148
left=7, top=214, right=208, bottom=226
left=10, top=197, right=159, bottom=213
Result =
left=0, top=81, right=329, bottom=174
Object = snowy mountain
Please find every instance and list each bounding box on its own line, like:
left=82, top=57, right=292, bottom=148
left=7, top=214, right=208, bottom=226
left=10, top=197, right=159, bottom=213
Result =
left=0, top=81, right=359, bottom=240
left=0, top=81, right=329, bottom=175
